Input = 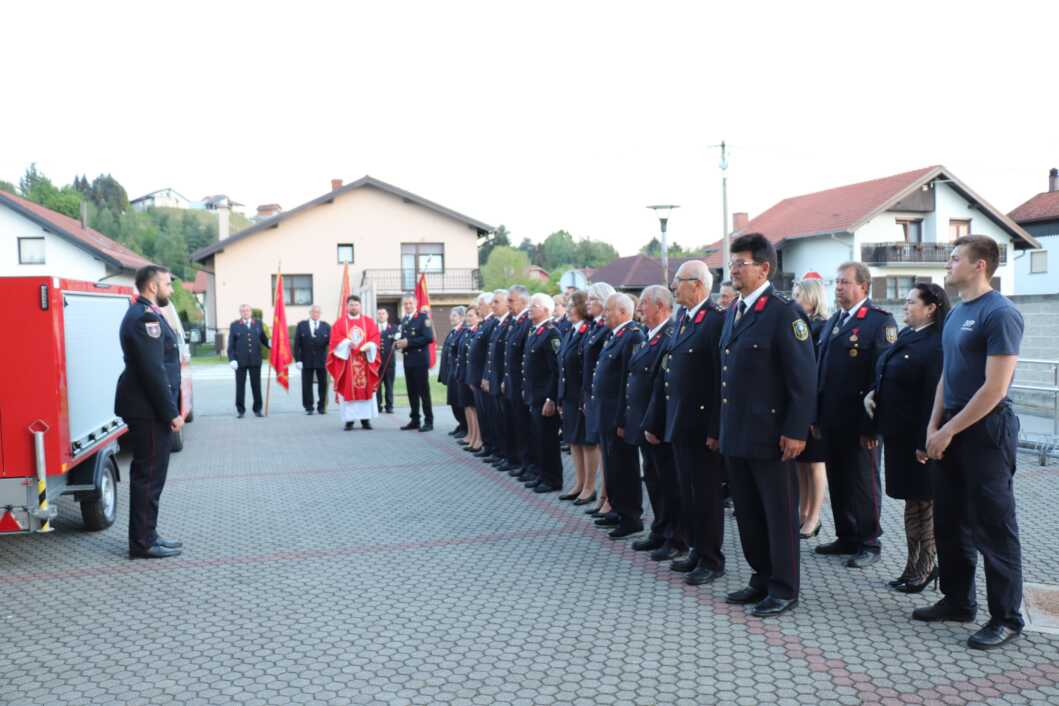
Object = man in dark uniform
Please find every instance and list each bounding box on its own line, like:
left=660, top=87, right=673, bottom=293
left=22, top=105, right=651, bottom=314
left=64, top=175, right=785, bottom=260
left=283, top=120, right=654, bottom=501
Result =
left=918, top=235, right=1025, bottom=650
left=469, top=294, right=498, bottom=456
left=522, top=293, right=563, bottom=492
left=376, top=308, right=398, bottom=414
left=397, top=294, right=435, bottom=431
left=504, top=286, right=535, bottom=481
left=719, top=233, right=817, bottom=617
left=590, top=292, right=646, bottom=538
left=293, top=304, right=331, bottom=415
left=645, top=260, right=726, bottom=584
left=815, top=262, right=897, bottom=568
left=227, top=303, right=271, bottom=418
left=116, top=265, right=185, bottom=559
left=483, top=290, right=512, bottom=466
left=633, top=286, right=686, bottom=561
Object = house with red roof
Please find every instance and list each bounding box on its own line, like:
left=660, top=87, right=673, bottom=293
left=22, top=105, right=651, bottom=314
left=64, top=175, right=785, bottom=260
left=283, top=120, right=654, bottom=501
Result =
left=716, top=165, right=1038, bottom=299
left=0, top=190, right=152, bottom=286
left=590, top=253, right=710, bottom=293
left=1010, top=168, right=1059, bottom=295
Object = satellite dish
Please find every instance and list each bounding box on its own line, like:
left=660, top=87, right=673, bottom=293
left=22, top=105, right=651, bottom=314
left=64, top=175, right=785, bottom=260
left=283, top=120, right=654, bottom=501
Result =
left=559, top=270, right=588, bottom=291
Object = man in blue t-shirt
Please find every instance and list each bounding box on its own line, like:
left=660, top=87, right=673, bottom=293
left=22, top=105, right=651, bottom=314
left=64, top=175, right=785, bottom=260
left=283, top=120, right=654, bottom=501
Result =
left=914, top=235, right=1024, bottom=651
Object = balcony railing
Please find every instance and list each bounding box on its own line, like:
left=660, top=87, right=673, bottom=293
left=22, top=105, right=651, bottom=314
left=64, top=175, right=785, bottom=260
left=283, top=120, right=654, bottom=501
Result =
left=861, top=241, right=1007, bottom=266
left=361, top=268, right=481, bottom=294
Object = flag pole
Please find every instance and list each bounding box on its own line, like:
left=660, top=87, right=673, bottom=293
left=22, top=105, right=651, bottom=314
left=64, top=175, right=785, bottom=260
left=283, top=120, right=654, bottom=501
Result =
left=265, top=261, right=280, bottom=416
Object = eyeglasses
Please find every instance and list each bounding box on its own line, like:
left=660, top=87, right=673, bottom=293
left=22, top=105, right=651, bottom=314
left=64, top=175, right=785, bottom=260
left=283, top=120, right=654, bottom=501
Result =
left=728, top=259, right=759, bottom=270
left=671, top=276, right=700, bottom=285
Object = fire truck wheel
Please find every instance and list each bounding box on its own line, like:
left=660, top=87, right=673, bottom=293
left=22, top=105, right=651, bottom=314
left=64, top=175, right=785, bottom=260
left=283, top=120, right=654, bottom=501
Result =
left=171, top=427, right=184, bottom=453
left=81, top=457, right=118, bottom=531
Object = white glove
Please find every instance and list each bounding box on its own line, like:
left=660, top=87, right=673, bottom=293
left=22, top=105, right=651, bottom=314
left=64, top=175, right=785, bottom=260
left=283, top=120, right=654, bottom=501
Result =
left=229, top=360, right=238, bottom=371
left=863, top=389, right=876, bottom=419
left=295, top=361, right=303, bottom=370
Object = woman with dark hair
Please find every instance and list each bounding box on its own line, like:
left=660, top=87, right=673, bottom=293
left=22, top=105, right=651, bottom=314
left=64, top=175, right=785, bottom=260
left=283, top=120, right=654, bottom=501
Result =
left=866, top=282, right=951, bottom=593
left=557, top=290, right=595, bottom=504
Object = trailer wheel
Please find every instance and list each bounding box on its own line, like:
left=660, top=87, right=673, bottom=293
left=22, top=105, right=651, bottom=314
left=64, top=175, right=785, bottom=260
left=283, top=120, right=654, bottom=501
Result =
left=81, top=456, right=118, bottom=531
left=171, top=427, right=184, bottom=453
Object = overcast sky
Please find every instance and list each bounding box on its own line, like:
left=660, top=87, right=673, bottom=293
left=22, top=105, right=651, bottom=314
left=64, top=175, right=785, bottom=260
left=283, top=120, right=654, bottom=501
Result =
left=3, top=1, right=1056, bottom=256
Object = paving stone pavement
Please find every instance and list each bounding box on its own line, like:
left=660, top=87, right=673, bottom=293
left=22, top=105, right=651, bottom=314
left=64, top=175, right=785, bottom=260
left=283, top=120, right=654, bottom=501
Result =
left=1, top=375, right=1058, bottom=706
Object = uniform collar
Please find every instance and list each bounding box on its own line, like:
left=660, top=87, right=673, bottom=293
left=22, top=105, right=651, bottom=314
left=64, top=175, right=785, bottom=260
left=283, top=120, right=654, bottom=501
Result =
left=844, top=297, right=868, bottom=319
left=611, top=319, right=632, bottom=335
left=497, top=312, right=509, bottom=323
left=737, top=280, right=771, bottom=312
left=647, top=319, right=668, bottom=340
left=685, top=295, right=710, bottom=320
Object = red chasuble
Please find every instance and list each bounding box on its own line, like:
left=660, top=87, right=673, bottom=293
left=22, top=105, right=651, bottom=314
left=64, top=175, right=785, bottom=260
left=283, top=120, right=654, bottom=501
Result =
left=326, top=314, right=382, bottom=402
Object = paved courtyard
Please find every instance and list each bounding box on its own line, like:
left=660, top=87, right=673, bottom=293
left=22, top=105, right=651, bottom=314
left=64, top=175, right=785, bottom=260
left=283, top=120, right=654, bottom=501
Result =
left=2, top=368, right=1059, bottom=705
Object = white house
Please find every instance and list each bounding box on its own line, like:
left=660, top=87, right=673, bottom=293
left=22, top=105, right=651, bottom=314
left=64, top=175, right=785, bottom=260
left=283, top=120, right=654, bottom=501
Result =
left=1010, top=168, right=1059, bottom=295
left=1, top=190, right=152, bottom=286
left=717, top=165, right=1040, bottom=300
left=130, top=187, right=191, bottom=211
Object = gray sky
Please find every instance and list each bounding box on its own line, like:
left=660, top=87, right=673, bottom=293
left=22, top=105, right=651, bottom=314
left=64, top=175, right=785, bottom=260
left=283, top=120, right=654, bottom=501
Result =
left=3, top=1, right=1056, bottom=256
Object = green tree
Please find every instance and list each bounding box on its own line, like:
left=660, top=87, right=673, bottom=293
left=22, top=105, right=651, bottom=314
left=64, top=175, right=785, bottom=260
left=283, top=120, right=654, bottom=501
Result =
left=478, top=223, right=511, bottom=265
left=87, top=173, right=129, bottom=213
left=0, top=178, right=18, bottom=194
left=481, top=246, right=532, bottom=290
left=537, top=229, right=578, bottom=270
left=517, top=237, right=539, bottom=265
left=576, top=238, right=619, bottom=268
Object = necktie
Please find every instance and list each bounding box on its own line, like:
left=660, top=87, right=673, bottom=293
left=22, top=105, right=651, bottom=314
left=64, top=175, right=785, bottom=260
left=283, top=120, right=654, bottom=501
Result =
left=735, top=300, right=747, bottom=324
left=833, top=310, right=850, bottom=335
left=311, top=321, right=317, bottom=336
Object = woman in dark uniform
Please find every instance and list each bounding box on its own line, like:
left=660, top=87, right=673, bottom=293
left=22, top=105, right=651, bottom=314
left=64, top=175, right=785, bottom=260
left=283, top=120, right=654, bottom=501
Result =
left=581, top=282, right=616, bottom=516
left=439, top=307, right=467, bottom=437
left=867, top=282, right=949, bottom=593
left=793, top=280, right=830, bottom=539
left=557, top=291, right=595, bottom=503
left=457, top=307, right=481, bottom=451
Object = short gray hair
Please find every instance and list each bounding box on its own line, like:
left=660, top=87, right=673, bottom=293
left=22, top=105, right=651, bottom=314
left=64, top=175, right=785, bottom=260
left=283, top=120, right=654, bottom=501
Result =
left=530, top=292, right=555, bottom=314
left=676, top=260, right=714, bottom=294
left=587, top=282, right=616, bottom=303
left=509, top=284, right=530, bottom=299
left=606, top=292, right=634, bottom=315
left=838, top=261, right=871, bottom=288
left=477, top=292, right=494, bottom=305
left=640, top=285, right=673, bottom=310
left=493, top=288, right=509, bottom=298
left=451, top=305, right=467, bottom=318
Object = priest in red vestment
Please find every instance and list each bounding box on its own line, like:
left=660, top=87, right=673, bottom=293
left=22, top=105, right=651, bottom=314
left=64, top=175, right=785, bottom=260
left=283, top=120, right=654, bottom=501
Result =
left=326, top=294, right=382, bottom=430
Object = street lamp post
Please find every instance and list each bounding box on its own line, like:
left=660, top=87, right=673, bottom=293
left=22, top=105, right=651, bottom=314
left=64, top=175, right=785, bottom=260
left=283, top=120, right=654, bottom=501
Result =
left=647, top=204, right=679, bottom=286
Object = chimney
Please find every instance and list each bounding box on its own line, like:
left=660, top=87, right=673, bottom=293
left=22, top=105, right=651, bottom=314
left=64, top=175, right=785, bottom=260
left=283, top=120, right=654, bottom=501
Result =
left=1050, top=168, right=1058, bottom=193
left=217, top=203, right=230, bottom=241
left=331, top=178, right=343, bottom=192
left=79, top=201, right=88, bottom=229
left=256, top=203, right=282, bottom=219
left=732, top=212, right=749, bottom=232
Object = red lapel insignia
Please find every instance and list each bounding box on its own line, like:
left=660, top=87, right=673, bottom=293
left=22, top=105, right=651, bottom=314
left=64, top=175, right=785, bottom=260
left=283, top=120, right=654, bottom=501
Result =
left=578, top=323, right=588, bottom=334
left=694, top=310, right=705, bottom=324
left=755, top=295, right=769, bottom=312
left=650, top=334, right=661, bottom=346
left=856, top=306, right=868, bottom=320
left=535, top=325, right=545, bottom=335
left=616, top=328, right=625, bottom=337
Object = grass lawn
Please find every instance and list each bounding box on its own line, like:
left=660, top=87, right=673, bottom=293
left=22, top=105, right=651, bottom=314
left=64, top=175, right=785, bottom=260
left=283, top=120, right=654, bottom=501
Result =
left=393, top=377, right=449, bottom=407
left=190, top=354, right=230, bottom=366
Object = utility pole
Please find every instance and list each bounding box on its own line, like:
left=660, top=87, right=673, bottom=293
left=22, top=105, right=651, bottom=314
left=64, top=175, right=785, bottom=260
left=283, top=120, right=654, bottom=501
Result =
left=720, top=140, right=730, bottom=283
left=647, top=205, right=679, bottom=285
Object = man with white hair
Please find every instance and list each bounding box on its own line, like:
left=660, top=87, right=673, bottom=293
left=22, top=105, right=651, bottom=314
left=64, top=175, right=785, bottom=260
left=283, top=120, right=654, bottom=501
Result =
left=646, top=259, right=727, bottom=585
left=481, top=290, right=512, bottom=467
left=468, top=293, right=499, bottom=458
left=293, top=304, right=331, bottom=415
left=590, top=292, right=646, bottom=538
left=522, top=292, right=563, bottom=492
left=504, top=285, right=537, bottom=481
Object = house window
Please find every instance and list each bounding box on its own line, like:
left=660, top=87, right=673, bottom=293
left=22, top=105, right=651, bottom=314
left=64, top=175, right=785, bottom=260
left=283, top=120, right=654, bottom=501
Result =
left=400, top=243, right=445, bottom=289
left=337, top=244, right=354, bottom=264
left=1030, top=250, right=1048, bottom=274
left=885, top=275, right=916, bottom=301
left=271, top=274, right=313, bottom=305
left=949, top=219, right=971, bottom=240
left=18, top=237, right=46, bottom=264
left=896, top=219, right=923, bottom=243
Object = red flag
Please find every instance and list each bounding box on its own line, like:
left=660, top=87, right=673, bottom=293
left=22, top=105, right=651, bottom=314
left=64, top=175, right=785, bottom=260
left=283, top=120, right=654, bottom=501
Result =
left=337, top=261, right=351, bottom=320
left=270, top=273, right=294, bottom=390
left=415, top=272, right=437, bottom=368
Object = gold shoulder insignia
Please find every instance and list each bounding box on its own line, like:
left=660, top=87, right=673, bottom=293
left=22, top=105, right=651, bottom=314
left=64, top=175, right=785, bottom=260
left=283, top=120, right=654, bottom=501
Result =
left=793, top=319, right=809, bottom=342
left=885, top=325, right=897, bottom=344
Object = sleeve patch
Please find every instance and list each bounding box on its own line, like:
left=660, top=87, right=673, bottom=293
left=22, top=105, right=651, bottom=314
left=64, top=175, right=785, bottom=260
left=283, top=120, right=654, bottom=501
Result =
left=551, top=337, right=561, bottom=353
left=885, top=325, right=898, bottom=344
left=145, top=321, right=162, bottom=338
left=792, top=319, right=809, bottom=342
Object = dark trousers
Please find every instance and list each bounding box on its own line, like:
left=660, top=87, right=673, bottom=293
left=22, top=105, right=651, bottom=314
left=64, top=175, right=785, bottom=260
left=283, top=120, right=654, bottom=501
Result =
left=491, top=393, right=509, bottom=458
left=603, top=431, right=643, bottom=529
left=127, top=418, right=172, bottom=553
left=642, top=443, right=685, bottom=548
left=501, top=397, right=522, bottom=464
left=376, top=363, right=395, bottom=411
left=474, top=387, right=494, bottom=449
left=933, top=407, right=1023, bottom=628
left=514, top=397, right=535, bottom=471
left=451, top=403, right=467, bottom=430
left=822, top=428, right=882, bottom=552
left=726, top=456, right=800, bottom=600
left=672, top=443, right=725, bottom=571
left=405, top=365, right=432, bottom=424
left=235, top=365, right=262, bottom=413
left=301, top=366, right=327, bottom=412
left=531, top=407, right=563, bottom=488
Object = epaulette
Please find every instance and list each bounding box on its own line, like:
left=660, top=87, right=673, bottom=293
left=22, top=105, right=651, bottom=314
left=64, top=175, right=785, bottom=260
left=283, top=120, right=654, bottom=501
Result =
left=772, top=292, right=792, bottom=304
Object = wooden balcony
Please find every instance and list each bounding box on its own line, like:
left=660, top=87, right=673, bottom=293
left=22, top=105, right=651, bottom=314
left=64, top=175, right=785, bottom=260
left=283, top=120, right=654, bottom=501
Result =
left=861, top=241, right=1007, bottom=266
left=360, top=268, right=481, bottom=294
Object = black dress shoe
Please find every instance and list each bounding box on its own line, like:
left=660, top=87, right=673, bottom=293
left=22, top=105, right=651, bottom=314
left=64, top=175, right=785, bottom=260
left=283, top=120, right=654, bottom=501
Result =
left=463, top=446, right=482, bottom=453
left=670, top=552, right=700, bottom=573
left=361, top=420, right=372, bottom=430
left=385, top=408, right=394, bottom=414
left=558, top=490, right=582, bottom=501
left=318, top=408, right=326, bottom=414
left=609, top=525, right=644, bottom=539
left=401, top=422, right=421, bottom=430
left=594, top=515, right=620, bottom=528
left=156, top=537, right=183, bottom=549
left=522, top=477, right=541, bottom=488
left=237, top=411, right=245, bottom=418
left=896, top=567, right=938, bottom=594
left=632, top=536, right=665, bottom=552
left=815, top=540, right=856, bottom=556
left=650, top=544, right=685, bottom=562
left=753, top=596, right=798, bottom=617
left=685, top=566, right=725, bottom=586
left=508, top=466, right=525, bottom=477
left=129, top=544, right=182, bottom=559
left=888, top=575, right=910, bottom=589
left=448, top=429, right=459, bottom=437
left=572, top=493, right=597, bottom=506
left=968, top=622, right=1022, bottom=650
left=473, top=449, right=492, bottom=458
left=419, top=423, right=433, bottom=432
left=305, top=409, right=314, bottom=415
left=454, top=431, right=467, bottom=440
left=726, top=586, right=768, bottom=605
left=254, top=411, right=264, bottom=417
left=912, top=599, right=976, bottom=623
left=846, top=550, right=881, bottom=568
left=799, top=522, right=821, bottom=539
left=344, top=422, right=355, bottom=431
left=532, top=483, right=560, bottom=494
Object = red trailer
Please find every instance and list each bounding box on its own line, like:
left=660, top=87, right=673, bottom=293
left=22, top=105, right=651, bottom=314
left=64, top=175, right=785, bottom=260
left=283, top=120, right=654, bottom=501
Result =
left=0, top=277, right=131, bottom=534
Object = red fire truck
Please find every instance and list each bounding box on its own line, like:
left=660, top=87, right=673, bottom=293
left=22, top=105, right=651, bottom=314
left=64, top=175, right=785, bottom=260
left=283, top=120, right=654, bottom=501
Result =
left=0, top=277, right=134, bottom=534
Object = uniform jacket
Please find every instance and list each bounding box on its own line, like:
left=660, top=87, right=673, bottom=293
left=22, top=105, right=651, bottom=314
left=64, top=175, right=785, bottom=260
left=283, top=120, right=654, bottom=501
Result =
left=624, top=319, right=674, bottom=446
left=485, top=314, right=512, bottom=395
left=871, top=323, right=943, bottom=451
left=438, top=326, right=460, bottom=384
left=558, top=321, right=588, bottom=406
left=646, top=301, right=725, bottom=445
left=116, top=296, right=181, bottom=423
left=292, top=319, right=331, bottom=369
left=456, top=324, right=476, bottom=386
left=589, top=322, right=645, bottom=436
left=400, top=311, right=435, bottom=369
left=816, top=299, right=897, bottom=434
left=503, top=311, right=533, bottom=404
left=227, top=318, right=270, bottom=367
left=580, top=318, right=611, bottom=405
left=467, top=315, right=496, bottom=386
left=522, top=320, right=562, bottom=409
left=718, top=285, right=818, bottom=460
left=378, top=322, right=399, bottom=371
left=555, top=316, right=573, bottom=336
left=159, top=312, right=181, bottom=405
